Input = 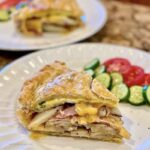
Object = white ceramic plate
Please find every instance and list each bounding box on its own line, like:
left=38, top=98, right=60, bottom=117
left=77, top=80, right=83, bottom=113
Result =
left=0, top=43, right=150, bottom=150
left=0, top=0, right=106, bottom=51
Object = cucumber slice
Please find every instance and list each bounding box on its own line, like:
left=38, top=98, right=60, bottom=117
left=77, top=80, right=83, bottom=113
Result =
left=143, top=86, right=150, bottom=105
left=95, top=65, right=106, bottom=75
left=129, top=86, right=145, bottom=106
left=84, top=58, right=100, bottom=70
left=96, top=73, right=111, bottom=89
left=8, top=7, right=16, bottom=14
left=111, top=83, right=129, bottom=102
left=85, top=69, right=95, bottom=77
left=110, top=72, right=123, bottom=87
left=0, top=10, right=9, bottom=21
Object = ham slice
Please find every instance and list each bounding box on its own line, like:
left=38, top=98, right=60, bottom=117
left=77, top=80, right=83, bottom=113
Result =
left=56, top=106, right=77, bottom=119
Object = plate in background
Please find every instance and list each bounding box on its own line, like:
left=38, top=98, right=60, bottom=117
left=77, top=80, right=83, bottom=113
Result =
left=0, top=0, right=107, bottom=51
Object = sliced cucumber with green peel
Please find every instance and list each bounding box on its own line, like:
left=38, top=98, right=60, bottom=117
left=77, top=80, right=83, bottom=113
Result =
left=0, top=10, right=9, bottom=21
left=111, top=83, right=129, bottom=102
left=110, top=72, right=123, bottom=87
left=129, top=86, right=145, bottom=106
left=95, top=65, right=106, bottom=75
left=84, top=58, right=100, bottom=70
left=8, top=7, right=16, bottom=14
left=96, top=73, right=111, bottom=89
left=143, top=86, right=150, bottom=105
left=85, top=69, right=95, bottom=77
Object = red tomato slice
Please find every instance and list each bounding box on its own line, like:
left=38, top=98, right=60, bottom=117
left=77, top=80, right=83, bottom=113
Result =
left=103, top=58, right=132, bottom=76
left=124, top=65, right=145, bottom=87
left=143, top=74, right=150, bottom=85
left=0, top=0, right=24, bottom=9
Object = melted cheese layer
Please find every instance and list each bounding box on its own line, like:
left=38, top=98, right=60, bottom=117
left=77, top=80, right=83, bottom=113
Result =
left=76, top=115, right=98, bottom=125
left=75, top=103, right=98, bottom=116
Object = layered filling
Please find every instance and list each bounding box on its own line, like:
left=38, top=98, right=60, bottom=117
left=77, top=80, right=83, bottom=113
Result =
left=22, top=102, right=129, bottom=141
left=16, top=10, right=83, bottom=35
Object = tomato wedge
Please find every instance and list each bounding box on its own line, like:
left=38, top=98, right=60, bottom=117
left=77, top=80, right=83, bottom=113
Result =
left=124, top=65, right=145, bottom=87
left=0, top=0, right=25, bottom=9
left=103, top=58, right=132, bottom=76
left=143, top=74, right=150, bottom=85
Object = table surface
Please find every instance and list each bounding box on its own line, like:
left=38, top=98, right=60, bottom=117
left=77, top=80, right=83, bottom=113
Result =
left=119, top=0, right=150, bottom=5
left=0, top=0, right=150, bottom=70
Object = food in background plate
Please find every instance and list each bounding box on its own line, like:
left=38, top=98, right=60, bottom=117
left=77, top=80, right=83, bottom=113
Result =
left=84, top=57, right=150, bottom=106
left=0, top=0, right=26, bottom=9
left=0, top=0, right=27, bottom=22
left=13, top=0, right=84, bottom=35
left=0, top=9, right=10, bottom=21
left=17, top=61, right=130, bottom=143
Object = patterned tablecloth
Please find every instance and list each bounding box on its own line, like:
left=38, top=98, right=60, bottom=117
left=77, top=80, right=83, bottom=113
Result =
left=0, top=0, right=150, bottom=69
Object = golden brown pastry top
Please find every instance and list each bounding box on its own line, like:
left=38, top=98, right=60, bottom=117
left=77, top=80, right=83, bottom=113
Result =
left=14, top=0, right=83, bottom=20
left=31, top=0, right=83, bottom=16
left=18, top=61, right=119, bottom=111
left=19, top=61, right=69, bottom=109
